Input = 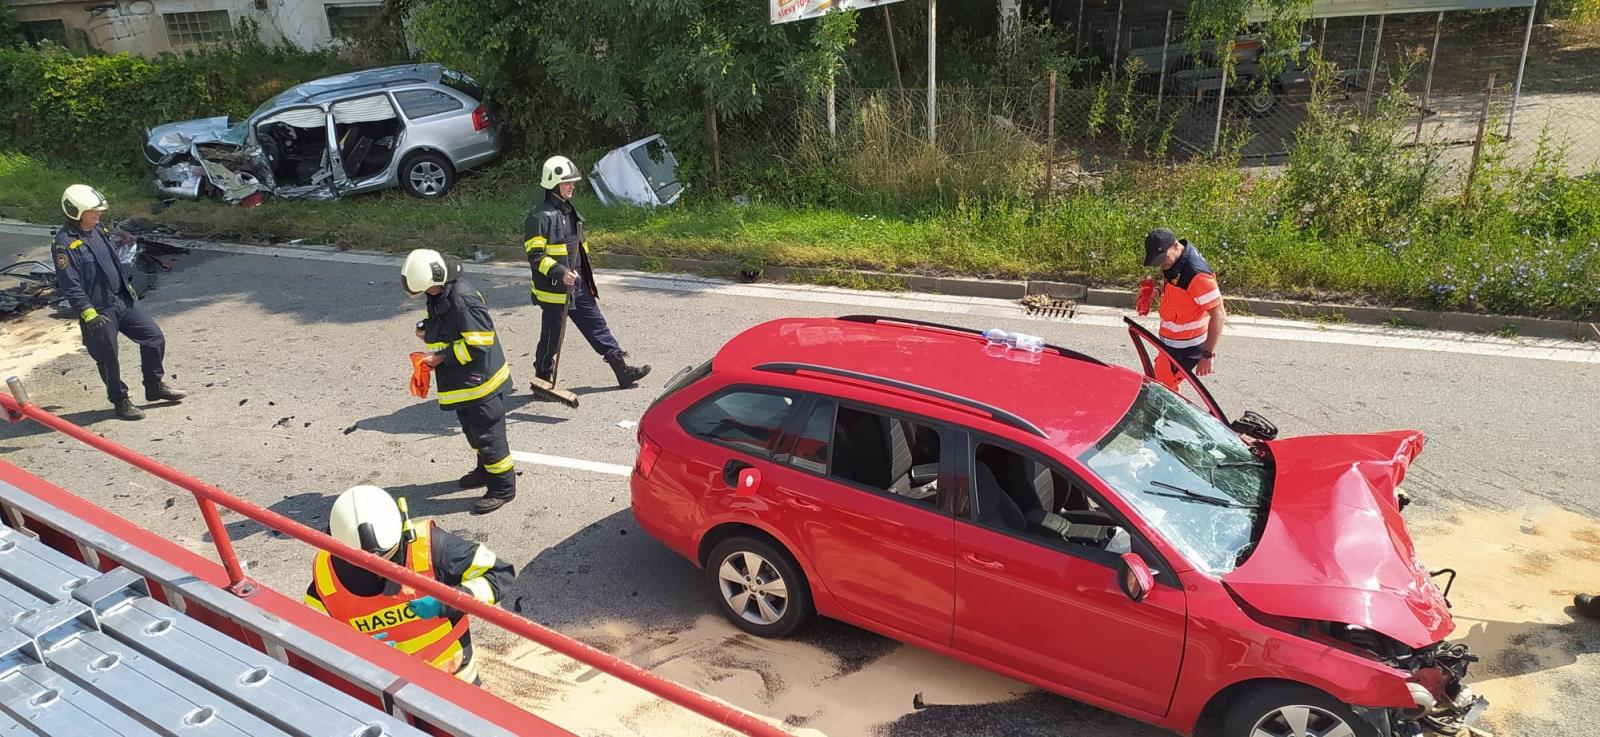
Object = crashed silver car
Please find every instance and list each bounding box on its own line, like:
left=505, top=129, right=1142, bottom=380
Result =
left=144, top=64, right=501, bottom=203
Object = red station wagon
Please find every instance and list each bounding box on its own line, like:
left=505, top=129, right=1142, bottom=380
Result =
left=629, top=315, right=1486, bottom=737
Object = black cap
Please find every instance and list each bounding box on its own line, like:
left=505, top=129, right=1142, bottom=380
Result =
left=1144, top=228, right=1178, bottom=267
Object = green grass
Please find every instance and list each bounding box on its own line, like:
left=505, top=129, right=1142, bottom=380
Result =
left=3, top=151, right=1597, bottom=320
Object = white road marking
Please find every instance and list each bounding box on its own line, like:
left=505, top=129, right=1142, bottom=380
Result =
left=511, top=451, right=632, bottom=477
left=149, top=239, right=1600, bottom=365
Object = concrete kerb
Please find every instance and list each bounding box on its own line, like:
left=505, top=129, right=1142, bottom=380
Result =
left=6, top=219, right=1591, bottom=341
left=1084, top=288, right=1595, bottom=341
left=592, top=254, right=1594, bottom=339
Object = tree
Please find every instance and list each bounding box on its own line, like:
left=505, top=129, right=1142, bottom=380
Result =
left=1, top=3, right=22, bottom=48
left=399, top=0, right=853, bottom=175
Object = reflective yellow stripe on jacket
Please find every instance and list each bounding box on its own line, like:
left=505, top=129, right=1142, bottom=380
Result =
left=532, top=287, right=567, bottom=304
left=437, top=363, right=510, bottom=406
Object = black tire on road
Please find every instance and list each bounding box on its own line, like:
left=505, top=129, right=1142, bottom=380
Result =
left=705, top=536, right=813, bottom=638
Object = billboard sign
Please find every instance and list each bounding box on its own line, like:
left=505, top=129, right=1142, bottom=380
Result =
left=770, top=0, right=907, bottom=25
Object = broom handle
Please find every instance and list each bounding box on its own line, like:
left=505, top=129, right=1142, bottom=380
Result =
left=549, top=282, right=573, bottom=384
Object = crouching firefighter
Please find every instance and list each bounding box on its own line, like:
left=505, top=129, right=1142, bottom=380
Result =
left=403, top=249, right=517, bottom=515
left=305, top=485, right=514, bottom=684
left=523, top=155, right=650, bottom=390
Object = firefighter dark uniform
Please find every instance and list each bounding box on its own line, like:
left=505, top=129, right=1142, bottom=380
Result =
left=522, top=186, right=649, bottom=388
left=304, top=520, right=514, bottom=683
left=52, top=221, right=181, bottom=415
left=1154, top=240, right=1223, bottom=391
left=421, top=277, right=516, bottom=511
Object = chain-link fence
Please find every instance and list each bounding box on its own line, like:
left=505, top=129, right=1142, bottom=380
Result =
left=714, top=8, right=1597, bottom=203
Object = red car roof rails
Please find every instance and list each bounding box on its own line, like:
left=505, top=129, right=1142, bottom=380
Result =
left=755, top=361, right=1047, bottom=438
left=836, top=314, right=1107, bottom=366
left=0, top=376, right=793, bottom=737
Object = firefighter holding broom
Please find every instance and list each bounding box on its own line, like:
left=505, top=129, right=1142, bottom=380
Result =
left=403, top=249, right=516, bottom=515
left=523, top=155, right=649, bottom=402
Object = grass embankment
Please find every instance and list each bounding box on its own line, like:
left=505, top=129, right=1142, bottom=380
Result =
left=3, top=152, right=1597, bottom=320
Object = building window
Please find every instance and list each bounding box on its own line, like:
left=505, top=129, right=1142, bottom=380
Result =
left=164, top=10, right=233, bottom=46
left=19, top=19, right=69, bottom=47
left=325, top=4, right=387, bottom=39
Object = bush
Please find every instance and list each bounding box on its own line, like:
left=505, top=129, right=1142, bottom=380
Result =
left=0, top=27, right=349, bottom=174
left=1280, top=55, right=1441, bottom=241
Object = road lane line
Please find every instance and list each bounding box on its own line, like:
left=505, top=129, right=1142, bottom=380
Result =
left=511, top=451, right=632, bottom=477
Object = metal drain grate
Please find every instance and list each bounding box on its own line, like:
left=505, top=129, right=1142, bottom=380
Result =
left=1022, top=295, right=1077, bottom=320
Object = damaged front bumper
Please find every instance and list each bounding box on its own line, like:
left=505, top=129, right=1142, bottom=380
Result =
left=1394, top=641, right=1490, bottom=736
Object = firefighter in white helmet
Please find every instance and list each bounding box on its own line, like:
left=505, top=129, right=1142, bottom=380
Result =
left=52, top=184, right=187, bottom=421
left=403, top=248, right=517, bottom=514
left=305, top=485, right=514, bottom=684
left=522, top=155, right=650, bottom=390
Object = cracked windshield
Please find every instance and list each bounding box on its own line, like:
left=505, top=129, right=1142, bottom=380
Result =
left=1080, top=384, right=1271, bottom=575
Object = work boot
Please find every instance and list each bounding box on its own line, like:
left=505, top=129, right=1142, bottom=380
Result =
left=459, top=468, right=489, bottom=490
left=1577, top=594, right=1600, bottom=620
left=145, top=383, right=188, bottom=402
left=608, top=354, right=651, bottom=389
left=112, top=399, right=145, bottom=421
left=471, top=493, right=514, bottom=515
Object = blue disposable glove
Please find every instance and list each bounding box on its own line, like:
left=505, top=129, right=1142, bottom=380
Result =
left=372, top=632, right=398, bottom=648
left=409, top=595, right=444, bottom=619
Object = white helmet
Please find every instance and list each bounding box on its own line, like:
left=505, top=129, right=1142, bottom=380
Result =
left=540, top=155, right=583, bottom=190
left=329, top=485, right=403, bottom=554
left=401, top=248, right=455, bottom=296
left=62, top=184, right=109, bottom=221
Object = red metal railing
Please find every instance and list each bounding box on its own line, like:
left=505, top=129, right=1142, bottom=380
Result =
left=0, top=378, right=791, bottom=737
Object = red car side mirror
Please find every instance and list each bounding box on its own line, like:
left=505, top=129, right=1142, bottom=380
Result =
left=1119, top=552, right=1154, bottom=602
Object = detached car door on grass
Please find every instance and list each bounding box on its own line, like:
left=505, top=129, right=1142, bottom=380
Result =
left=952, top=435, right=1186, bottom=718
left=765, top=398, right=957, bottom=645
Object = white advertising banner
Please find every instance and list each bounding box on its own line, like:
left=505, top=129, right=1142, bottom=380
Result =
left=770, top=0, right=908, bottom=25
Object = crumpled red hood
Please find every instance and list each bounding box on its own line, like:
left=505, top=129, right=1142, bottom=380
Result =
left=1222, top=430, right=1454, bottom=648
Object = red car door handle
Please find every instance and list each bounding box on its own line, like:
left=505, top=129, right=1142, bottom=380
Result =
left=787, top=498, right=821, bottom=512
left=962, top=552, right=1004, bottom=571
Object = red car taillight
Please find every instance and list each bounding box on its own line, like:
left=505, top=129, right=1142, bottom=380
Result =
left=471, top=103, right=490, bottom=132
left=636, top=432, right=662, bottom=479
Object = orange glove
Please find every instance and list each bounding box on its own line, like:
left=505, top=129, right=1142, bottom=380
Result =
left=409, top=352, right=433, bottom=398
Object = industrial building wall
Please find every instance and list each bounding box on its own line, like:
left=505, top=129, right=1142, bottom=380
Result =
left=4, top=0, right=384, bottom=56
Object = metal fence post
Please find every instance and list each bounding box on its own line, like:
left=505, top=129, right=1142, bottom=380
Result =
left=1111, top=0, right=1125, bottom=81
left=1155, top=10, right=1172, bottom=120
left=1464, top=73, right=1496, bottom=207
left=1213, top=42, right=1232, bottom=154
left=1363, top=14, right=1386, bottom=117
left=1044, top=69, right=1057, bottom=197
left=928, top=0, right=937, bottom=144
left=1507, top=4, right=1536, bottom=139
left=828, top=75, right=837, bottom=141
left=1414, top=12, right=1443, bottom=144
left=1356, top=16, right=1368, bottom=72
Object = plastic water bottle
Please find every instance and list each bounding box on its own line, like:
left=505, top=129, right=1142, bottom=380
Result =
left=1009, top=332, right=1045, bottom=353
left=982, top=328, right=1009, bottom=346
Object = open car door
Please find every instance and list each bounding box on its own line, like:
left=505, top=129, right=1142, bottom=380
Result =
left=1123, top=317, right=1281, bottom=441
left=1124, top=316, right=1228, bottom=423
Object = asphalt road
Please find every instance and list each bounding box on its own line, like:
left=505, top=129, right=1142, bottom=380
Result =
left=2, top=226, right=1597, bottom=737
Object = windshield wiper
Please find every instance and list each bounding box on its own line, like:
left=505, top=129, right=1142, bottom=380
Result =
left=1145, top=480, right=1255, bottom=509
left=1203, top=458, right=1264, bottom=485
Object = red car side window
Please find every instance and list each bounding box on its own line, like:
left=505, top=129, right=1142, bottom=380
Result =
left=678, top=390, right=797, bottom=457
